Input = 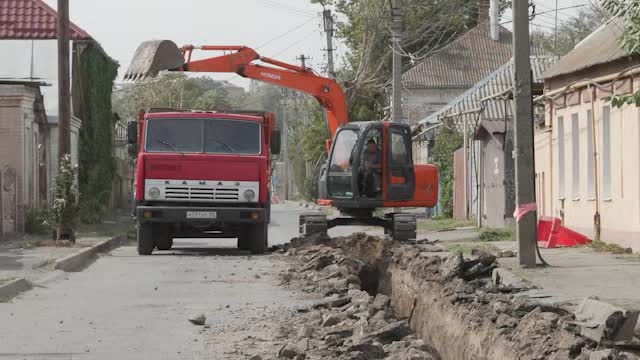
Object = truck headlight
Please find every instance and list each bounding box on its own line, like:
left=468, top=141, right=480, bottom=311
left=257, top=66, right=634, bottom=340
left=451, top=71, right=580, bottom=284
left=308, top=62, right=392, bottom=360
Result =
left=148, top=187, right=161, bottom=199
left=244, top=189, right=255, bottom=201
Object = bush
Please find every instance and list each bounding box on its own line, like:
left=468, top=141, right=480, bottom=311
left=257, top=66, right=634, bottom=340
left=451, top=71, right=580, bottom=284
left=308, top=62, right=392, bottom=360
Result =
left=432, top=126, right=463, bottom=217
left=478, top=227, right=514, bottom=242
left=25, top=208, right=49, bottom=235
left=42, top=154, right=79, bottom=241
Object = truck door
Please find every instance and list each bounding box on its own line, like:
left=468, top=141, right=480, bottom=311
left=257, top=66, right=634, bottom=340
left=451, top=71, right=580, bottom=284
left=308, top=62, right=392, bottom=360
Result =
left=385, top=124, right=414, bottom=201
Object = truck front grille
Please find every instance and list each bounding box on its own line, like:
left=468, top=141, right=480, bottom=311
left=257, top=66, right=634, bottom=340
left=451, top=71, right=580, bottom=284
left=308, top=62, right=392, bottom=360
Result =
left=165, top=186, right=239, bottom=201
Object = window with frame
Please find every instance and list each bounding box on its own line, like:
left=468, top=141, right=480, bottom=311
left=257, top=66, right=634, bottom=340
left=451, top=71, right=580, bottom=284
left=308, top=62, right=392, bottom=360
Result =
left=602, top=106, right=611, bottom=199
left=587, top=110, right=595, bottom=198
left=557, top=116, right=565, bottom=198
left=572, top=113, right=580, bottom=199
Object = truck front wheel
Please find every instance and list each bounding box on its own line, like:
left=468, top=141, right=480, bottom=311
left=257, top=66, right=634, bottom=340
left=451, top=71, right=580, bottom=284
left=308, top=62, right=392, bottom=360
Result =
left=137, top=222, right=154, bottom=255
left=155, top=224, right=173, bottom=251
left=249, top=222, right=268, bottom=254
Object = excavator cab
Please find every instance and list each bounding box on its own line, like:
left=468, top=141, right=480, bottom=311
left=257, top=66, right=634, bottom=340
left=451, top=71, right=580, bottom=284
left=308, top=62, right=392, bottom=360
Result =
left=324, top=121, right=415, bottom=209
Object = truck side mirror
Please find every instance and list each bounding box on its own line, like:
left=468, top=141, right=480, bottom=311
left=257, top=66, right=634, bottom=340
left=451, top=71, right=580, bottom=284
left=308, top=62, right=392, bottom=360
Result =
left=127, top=121, right=138, bottom=144
left=270, top=129, right=281, bottom=155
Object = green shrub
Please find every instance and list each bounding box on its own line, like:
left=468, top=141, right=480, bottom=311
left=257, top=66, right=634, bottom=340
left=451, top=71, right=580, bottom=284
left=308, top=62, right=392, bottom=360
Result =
left=42, top=154, right=79, bottom=240
left=25, top=208, right=49, bottom=235
left=478, top=227, right=514, bottom=242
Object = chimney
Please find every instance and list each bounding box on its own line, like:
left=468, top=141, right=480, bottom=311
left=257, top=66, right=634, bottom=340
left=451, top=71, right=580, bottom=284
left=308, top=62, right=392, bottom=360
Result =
left=489, top=0, right=500, bottom=41
left=477, top=0, right=490, bottom=24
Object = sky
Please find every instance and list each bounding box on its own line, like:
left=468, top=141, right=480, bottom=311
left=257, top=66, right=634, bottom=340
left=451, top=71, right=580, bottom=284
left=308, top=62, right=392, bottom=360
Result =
left=42, top=0, right=344, bottom=88
left=39, top=0, right=597, bottom=89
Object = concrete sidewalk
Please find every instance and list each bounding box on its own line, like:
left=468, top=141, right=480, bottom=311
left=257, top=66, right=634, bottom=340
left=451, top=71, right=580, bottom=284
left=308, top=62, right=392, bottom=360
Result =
left=434, top=228, right=640, bottom=310
left=0, top=236, right=120, bottom=285
left=0, top=212, right=132, bottom=285
left=498, top=244, right=640, bottom=310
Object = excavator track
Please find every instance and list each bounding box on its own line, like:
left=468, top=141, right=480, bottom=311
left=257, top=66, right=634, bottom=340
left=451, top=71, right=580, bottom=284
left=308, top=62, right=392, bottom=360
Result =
left=299, top=212, right=416, bottom=241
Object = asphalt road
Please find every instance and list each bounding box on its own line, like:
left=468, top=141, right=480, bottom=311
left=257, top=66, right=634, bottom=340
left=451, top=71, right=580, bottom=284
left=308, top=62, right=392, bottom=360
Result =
left=0, top=204, right=311, bottom=360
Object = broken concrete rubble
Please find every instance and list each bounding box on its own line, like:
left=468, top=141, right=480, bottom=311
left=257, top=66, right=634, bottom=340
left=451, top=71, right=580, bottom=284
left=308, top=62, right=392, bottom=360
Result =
left=269, top=232, right=640, bottom=360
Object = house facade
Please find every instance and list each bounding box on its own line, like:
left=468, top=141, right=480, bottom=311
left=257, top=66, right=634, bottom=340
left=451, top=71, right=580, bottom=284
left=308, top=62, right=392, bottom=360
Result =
left=402, top=22, right=513, bottom=129
left=0, top=81, right=47, bottom=233
left=536, top=18, right=640, bottom=251
left=0, top=0, right=119, bottom=236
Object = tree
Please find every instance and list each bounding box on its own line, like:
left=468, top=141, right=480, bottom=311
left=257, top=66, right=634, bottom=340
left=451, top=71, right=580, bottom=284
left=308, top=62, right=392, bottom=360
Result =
left=432, top=125, right=463, bottom=217
left=601, top=0, right=640, bottom=107
left=311, top=0, right=499, bottom=122
left=112, top=74, right=236, bottom=118
left=530, top=5, right=610, bottom=56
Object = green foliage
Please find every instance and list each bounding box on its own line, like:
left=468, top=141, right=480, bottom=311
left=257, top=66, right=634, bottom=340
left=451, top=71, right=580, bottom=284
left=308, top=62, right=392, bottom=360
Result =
left=417, top=217, right=476, bottom=231
left=478, top=227, right=514, bottom=242
left=530, top=6, right=610, bottom=55
left=590, top=239, right=634, bottom=254
left=25, top=208, right=49, bottom=235
left=601, top=0, right=640, bottom=108
left=312, top=0, right=495, bottom=122
left=601, top=0, right=640, bottom=54
left=432, top=125, right=463, bottom=217
left=287, top=98, right=328, bottom=200
left=42, top=155, right=79, bottom=240
left=112, top=74, right=236, bottom=118
left=76, top=43, right=119, bottom=224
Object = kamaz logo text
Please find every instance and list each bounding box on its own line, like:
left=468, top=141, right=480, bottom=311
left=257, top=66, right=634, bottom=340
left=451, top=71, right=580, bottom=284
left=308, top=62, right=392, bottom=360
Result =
left=261, top=72, right=281, bottom=80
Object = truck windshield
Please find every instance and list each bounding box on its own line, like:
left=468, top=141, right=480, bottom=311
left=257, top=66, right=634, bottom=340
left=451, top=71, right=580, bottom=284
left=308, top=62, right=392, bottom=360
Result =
left=145, top=118, right=261, bottom=154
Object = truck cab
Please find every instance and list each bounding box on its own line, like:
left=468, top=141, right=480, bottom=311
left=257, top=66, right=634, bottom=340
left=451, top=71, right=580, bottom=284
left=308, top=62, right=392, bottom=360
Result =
left=128, top=109, right=280, bottom=255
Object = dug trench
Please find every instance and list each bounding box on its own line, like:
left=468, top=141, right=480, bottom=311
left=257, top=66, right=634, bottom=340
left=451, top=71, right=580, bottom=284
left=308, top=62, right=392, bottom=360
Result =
left=270, top=233, right=640, bottom=360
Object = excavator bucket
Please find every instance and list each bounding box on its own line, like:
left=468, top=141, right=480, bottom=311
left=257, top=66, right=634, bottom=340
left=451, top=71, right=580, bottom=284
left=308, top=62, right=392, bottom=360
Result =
left=123, top=40, right=185, bottom=80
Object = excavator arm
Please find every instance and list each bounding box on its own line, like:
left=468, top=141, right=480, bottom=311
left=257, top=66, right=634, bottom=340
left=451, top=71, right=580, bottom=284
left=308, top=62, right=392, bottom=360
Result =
left=124, top=41, right=348, bottom=137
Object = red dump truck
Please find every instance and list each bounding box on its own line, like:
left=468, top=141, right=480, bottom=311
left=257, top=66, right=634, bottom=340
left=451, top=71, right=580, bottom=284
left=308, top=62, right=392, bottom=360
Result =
left=127, top=109, right=281, bottom=255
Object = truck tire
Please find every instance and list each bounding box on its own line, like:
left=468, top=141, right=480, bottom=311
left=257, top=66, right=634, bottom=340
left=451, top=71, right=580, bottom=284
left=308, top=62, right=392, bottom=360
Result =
left=249, top=222, right=268, bottom=254
left=137, top=222, right=154, bottom=255
left=155, top=225, right=173, bottom=251
left=237, top=228, right=250, bottom=251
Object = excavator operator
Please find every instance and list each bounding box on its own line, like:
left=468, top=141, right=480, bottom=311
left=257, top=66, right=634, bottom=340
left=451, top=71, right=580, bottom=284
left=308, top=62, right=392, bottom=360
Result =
left=360, top=139, right=382, bottom=197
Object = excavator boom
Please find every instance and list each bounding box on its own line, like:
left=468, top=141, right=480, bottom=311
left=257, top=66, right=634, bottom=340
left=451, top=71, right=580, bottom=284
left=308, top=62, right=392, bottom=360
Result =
left=124, top=40, right=348, bottom=136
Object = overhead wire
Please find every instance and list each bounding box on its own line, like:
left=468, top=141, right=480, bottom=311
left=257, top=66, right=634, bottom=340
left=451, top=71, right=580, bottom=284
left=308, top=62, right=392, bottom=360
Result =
left=222, top=13, right=320, bottom=84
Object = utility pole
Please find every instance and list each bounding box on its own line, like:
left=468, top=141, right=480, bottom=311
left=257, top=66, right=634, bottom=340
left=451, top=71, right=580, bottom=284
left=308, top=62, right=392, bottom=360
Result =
left=391, top=0, right=403, bottom=123
left=57, top=0, right=71, bottom=161
left=463, top=116, right=469, bottom=220
left=322, top=9, right=336, bottom=79
left=281, top=90, right=290, bottom=200
left=513, top=0, right=537, bottom=268
left=297, top=55, right=309, bottom=69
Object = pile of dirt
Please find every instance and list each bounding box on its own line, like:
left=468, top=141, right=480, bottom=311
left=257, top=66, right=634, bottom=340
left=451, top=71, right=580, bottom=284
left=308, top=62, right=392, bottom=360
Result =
left=274, top=232, right=640, bottom=360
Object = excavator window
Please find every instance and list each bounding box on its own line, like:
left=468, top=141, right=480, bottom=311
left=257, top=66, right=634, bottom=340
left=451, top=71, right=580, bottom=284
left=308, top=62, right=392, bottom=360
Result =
left=327, top=129, right=358, bottom=198
left=359, top=129, right=382, bottom=198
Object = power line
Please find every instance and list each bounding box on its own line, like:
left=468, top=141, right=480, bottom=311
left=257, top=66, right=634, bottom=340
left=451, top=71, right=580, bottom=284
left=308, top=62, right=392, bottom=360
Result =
left=223, top=16, right=319, bottom=83
left=256, top=16, right=318, bottom=50
left=254, top=0, right=316, bottom=16
left=501, top=4, right=587, bottom=24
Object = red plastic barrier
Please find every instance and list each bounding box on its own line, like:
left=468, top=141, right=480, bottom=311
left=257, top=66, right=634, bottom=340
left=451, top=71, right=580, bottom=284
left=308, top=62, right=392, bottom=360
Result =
left=537, top=217, right=591, bottom=248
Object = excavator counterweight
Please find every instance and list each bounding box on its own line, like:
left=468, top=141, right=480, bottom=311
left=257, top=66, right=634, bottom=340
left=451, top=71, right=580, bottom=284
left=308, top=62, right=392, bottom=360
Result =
left=124, top=40, right=185, bottom=80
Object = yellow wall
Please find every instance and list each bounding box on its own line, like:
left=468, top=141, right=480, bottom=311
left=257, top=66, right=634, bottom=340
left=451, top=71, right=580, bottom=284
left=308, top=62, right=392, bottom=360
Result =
left=537, top=78, right=640, bottom=251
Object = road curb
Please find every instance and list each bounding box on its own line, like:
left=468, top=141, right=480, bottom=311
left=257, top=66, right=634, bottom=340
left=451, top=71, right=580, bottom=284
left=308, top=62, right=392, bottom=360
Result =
left=0, top=278, right=32, bottom=302
left=53, top=234, right=127, bottom=272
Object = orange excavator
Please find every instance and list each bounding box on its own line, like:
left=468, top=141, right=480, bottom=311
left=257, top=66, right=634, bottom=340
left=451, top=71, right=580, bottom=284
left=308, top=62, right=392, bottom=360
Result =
left=125, top=40, right=438, bottom=240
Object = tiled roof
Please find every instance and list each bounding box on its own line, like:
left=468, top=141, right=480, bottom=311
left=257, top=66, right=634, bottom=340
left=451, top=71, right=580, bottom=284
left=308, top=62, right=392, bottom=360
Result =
left=414, top=56, right=558, bottom=134
left=402, top=22, right=513, bottom=88
left=543, top=17, right=633, bottom=79
left=0, top=0, right=91, bottom=40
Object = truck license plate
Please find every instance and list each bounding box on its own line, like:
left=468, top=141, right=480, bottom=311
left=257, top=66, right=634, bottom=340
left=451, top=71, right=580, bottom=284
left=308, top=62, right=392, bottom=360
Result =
left=186, top=211, right=217, bottom=219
